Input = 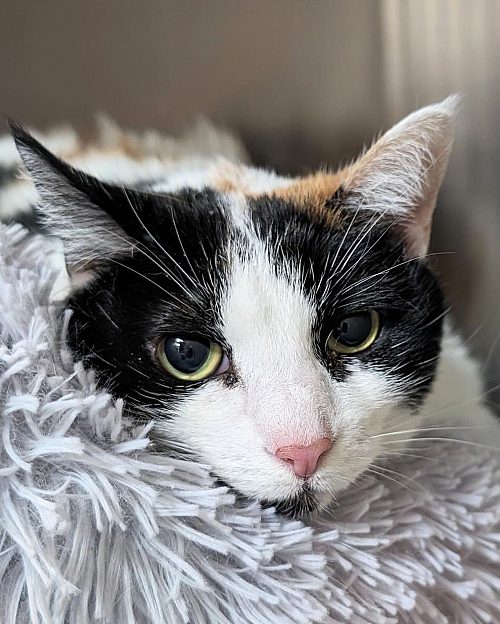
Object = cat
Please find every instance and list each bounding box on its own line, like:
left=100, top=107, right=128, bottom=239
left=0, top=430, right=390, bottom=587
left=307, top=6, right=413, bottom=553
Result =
left=9, top=96, right=500, bottom=517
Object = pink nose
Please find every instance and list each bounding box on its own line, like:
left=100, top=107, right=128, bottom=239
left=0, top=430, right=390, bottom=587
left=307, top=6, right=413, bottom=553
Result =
left=275, top=437, right=333, bottom=478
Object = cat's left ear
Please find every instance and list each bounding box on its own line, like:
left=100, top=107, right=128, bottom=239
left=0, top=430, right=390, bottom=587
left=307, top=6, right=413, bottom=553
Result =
left=343, top=95, right=460, bottom=257
left=10, top=123, right=154, bottom=280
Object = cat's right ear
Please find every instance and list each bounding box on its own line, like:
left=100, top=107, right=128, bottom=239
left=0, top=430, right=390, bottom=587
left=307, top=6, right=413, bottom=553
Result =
left=11, top=123, right=137, bottom=279
left=341, top=95, right=459, bottom=258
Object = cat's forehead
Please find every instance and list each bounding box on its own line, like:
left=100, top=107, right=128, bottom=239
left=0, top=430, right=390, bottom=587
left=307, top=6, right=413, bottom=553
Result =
left=139, top=176, right=378, bottom=315
left=145, top=182, right=386, bottom=333
left=147, top=159, right=347, bottom=230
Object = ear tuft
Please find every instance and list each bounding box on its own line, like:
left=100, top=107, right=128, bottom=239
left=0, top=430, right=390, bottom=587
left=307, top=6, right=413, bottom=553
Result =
left=343, top=94, right=460, bottom=256
left=11, top=123, right=136, bottom=277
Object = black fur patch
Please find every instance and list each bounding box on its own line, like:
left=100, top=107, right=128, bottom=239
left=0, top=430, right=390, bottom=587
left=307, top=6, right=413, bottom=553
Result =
left=249, top=196, right=445, bottom=407
left=261, top=484, right=319, bottom=518
left=67, top=187, right=234, bottom=413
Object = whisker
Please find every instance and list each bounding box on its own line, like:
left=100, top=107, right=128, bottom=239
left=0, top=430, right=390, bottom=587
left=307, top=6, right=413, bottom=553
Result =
left=330, top=210, right=387, bottom=286
left=482, top=329, right=500, bottom=374
left=369, top=463, right=428, bottom=494
left=107, top=257, right=193, bottom=311
left=366, top=466, right=414, bottom=492
left=168, top=205, right=204, bottom=291
left=331, top=215, right=396, bottom=293
left=95, top=303, right=119, bottom=331
left=378, top=449, right=439, bottom=462
left=381, top=437, right=500, bottom=451
left=370, top=424, right=494, bottom=440
left=107, top=228, right=199, bottom=304
left=392, top=381, right=500, bottom=431
left=339, top=251, right=454, bottom=299
left=121, top=188, right=205, bottom=294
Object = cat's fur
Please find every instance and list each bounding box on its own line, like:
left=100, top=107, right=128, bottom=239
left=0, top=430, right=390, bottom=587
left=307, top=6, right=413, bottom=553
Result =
left=9, top=97, right=500, bottom=516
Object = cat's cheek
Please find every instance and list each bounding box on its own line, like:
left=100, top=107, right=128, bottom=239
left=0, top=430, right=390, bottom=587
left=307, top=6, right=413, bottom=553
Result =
left=327, top=365, right=402, bottom=435
left=158, top=382, right=303, bottom=502
left=312, top=365, right=407, bottom=490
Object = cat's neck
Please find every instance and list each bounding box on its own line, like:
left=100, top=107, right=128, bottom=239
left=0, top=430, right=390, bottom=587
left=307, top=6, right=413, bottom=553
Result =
left=421, top=320, right=499, bottom=444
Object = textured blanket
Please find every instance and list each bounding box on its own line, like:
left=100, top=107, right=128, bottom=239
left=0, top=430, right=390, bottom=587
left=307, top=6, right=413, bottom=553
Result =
left=0, top=223, right=499, bottom=624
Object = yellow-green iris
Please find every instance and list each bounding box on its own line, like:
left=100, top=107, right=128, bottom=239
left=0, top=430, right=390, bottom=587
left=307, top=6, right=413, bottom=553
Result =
left=327, top=309, right=380, bottom=354
left=157, top=335, right=224, bottom=381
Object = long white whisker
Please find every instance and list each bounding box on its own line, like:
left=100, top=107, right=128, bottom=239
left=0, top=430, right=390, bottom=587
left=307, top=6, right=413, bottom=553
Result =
left=340, top=251, right=454, bottom=299
left=168, top=204, right=207, bottom=296
left=331, top=210, right=387, bottom=286
left=366, top=466, right=414, bottom=492
left=381, top=437, right=500, bottom=451
left=369, top=463, right=429, bottom=494
left=370, top=424, right=495, bottom=440
left=106, top=228, right=199, bottom=304
left=121, top=188, right=203, bottom=293
left=393, top=381, right=500, bottom=430
left=107, top=257, right=194, bottom=311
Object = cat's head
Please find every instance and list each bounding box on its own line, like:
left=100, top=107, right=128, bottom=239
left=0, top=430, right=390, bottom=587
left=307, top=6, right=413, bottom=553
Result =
left=12, top=96, right=457, bottom=516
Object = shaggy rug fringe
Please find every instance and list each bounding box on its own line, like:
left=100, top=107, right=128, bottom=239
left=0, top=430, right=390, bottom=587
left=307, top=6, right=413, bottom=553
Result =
left=0, top=224, right=499, bottom=623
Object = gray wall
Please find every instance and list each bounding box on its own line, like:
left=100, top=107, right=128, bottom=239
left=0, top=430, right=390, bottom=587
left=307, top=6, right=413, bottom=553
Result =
left=0, top=0, right=384, bottom=169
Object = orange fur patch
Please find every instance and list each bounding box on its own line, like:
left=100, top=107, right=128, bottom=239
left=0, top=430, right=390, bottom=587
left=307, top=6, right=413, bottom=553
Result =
left=211, top=161, right=252, bottom=194
left=270, top=171, right=346, bottom=225
left=211, top=163, right=350, bottom=227
left=271, top=172, right=342, bottom=205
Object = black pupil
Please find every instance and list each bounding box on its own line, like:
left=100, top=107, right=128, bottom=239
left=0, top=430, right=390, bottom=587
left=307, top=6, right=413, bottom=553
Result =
left=335, top=312, right=372, bottom=346
left=164, top=336, right=210, bottom=373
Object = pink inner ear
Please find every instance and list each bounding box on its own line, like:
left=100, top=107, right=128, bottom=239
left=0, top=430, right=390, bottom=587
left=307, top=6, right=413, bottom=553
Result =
left=403, top=217, right=433, bottom=259
left=338, top=97, right=458, bottom=259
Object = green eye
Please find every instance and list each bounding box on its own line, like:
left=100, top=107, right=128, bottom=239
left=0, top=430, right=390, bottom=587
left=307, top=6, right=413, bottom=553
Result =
left=157, top=335, right=226, bottom=381
left=326, top=309, right=380, bottom=354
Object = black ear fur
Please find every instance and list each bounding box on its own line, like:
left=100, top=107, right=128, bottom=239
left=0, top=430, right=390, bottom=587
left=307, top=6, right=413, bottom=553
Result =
left=10, top=123, right=159, bottom=274
left=11, top=123, right=151, bottom=235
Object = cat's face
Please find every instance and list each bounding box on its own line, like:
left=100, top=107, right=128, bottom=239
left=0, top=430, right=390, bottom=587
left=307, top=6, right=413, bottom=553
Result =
left=12, top=96, right=457, bottom=516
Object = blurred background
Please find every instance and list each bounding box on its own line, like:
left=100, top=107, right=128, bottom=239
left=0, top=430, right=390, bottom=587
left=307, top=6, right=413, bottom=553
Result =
left=1, top=0, right=499, bottom=408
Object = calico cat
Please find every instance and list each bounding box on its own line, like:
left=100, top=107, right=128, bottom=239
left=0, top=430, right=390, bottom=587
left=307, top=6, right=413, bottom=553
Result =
left=9, top=97, right=500, bottom=517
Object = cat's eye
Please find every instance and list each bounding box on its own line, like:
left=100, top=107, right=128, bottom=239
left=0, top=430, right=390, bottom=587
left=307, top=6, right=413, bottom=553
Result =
left=157, top=335, right=228, bottom=381
left=326, top=309, right=380, bottom=354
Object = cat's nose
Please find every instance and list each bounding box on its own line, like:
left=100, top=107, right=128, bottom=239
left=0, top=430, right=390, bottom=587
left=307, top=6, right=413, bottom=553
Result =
left=275, top=437, right=333, bottom=477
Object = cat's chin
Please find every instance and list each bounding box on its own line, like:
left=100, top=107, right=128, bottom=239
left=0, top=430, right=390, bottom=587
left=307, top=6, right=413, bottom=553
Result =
left=260, top=483, right=336, bottom=518
left=244, top=482, right=332, bottom=519
left=261, top=487, right=319, bottom=518
left=214, top=476, right=330, bottom=518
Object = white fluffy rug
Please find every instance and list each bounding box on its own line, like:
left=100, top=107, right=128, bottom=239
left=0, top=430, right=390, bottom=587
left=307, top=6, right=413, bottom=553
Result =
left=1, top=223, right=499, bottom=624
